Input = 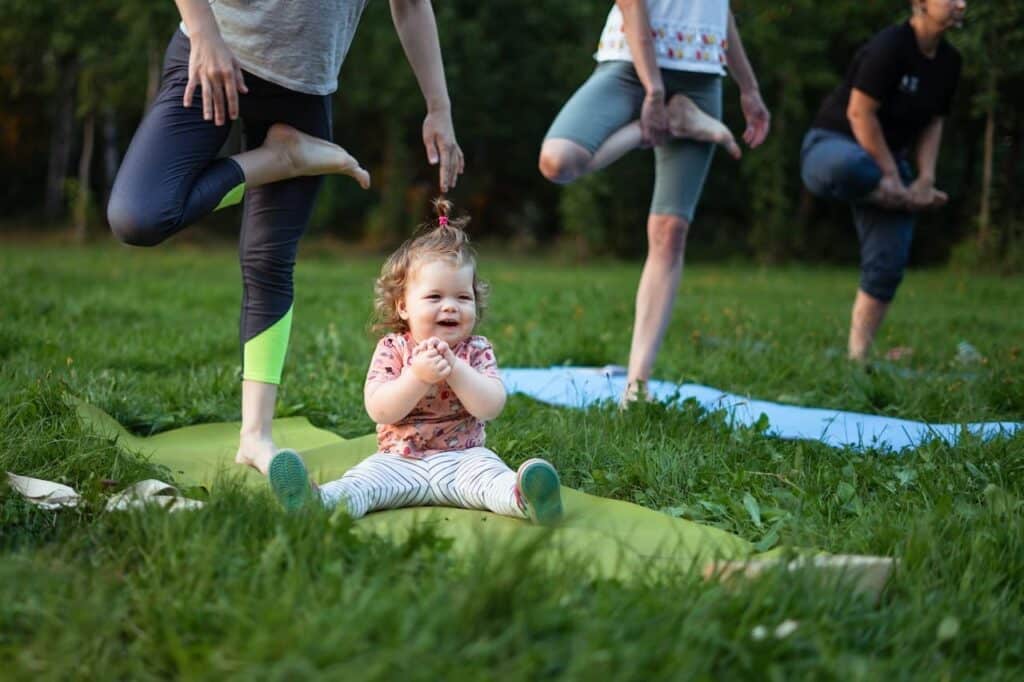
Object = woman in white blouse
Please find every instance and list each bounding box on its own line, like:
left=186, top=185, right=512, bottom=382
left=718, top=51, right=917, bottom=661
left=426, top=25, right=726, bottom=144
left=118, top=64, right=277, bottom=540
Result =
left=539, top=0, right=770, bottom=403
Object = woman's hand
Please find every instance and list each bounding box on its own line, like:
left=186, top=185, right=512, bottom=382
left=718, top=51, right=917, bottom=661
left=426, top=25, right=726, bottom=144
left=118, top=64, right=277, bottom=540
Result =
left=869, top=174, right=913, bottom=210
left=183, top=26, right=248, bottom=126
left=739, top=88, right=770, bottom=148
left=640, top=91, right=670, bottom=147
left=423, top=107, right=465, bottom=193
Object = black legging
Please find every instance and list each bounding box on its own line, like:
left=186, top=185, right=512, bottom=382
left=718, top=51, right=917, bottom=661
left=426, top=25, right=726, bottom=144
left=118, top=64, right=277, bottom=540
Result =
left=108, top=30, right=331, bottom=384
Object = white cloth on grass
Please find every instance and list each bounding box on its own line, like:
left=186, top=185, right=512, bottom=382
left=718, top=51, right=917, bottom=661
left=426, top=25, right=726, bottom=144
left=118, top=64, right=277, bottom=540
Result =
left=6, top=472, right=203, bottom=512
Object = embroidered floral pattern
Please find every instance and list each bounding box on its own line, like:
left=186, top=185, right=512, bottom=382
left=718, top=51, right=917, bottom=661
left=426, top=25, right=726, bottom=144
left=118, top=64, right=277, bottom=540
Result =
left=366, top=332, right=502, bottom=459
left=594, top=1, right=729, bottom=74
left=596, top=21, right=728, bottom=69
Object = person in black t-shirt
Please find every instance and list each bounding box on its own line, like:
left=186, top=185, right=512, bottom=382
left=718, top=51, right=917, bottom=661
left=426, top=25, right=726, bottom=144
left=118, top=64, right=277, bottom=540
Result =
left=800, top=0, right=965, bottom=362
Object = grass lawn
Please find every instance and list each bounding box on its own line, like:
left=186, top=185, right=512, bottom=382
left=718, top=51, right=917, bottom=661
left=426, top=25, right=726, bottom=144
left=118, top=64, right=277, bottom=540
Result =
left=1, top=243, right=1022, bottom=679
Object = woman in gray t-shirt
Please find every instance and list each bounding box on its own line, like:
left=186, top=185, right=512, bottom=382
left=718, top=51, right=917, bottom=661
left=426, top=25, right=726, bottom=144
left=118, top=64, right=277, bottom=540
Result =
left=108, top=0, right=465, bottom=475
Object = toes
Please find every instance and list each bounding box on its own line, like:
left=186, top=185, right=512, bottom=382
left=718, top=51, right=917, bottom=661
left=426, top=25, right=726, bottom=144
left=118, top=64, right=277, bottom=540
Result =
left=347, top=166, right=371, bottom=190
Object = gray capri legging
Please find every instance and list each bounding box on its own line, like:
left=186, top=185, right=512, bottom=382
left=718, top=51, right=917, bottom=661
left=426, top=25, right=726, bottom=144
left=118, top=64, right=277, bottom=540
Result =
left=545, top=60, right=722, bottom=221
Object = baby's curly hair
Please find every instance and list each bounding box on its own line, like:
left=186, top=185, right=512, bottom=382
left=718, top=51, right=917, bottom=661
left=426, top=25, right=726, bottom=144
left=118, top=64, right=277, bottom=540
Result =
left=373, top=198, right=489, bottom=334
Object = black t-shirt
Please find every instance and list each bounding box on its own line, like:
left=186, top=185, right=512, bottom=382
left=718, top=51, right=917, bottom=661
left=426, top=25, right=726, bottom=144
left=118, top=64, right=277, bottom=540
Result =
left=813, top=22, right=962, bottom=154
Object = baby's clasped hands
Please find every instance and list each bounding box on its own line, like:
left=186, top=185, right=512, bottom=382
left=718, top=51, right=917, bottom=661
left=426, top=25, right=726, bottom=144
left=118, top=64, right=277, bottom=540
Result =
left=410, top=337, right=457, bottom=384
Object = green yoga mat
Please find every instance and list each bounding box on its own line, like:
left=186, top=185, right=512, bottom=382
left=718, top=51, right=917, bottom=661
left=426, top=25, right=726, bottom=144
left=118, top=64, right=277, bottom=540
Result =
left=77, top=402, right=761, bottom=580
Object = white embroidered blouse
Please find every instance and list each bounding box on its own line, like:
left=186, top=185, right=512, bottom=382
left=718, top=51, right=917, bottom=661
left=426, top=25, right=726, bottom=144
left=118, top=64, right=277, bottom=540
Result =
left=594, top=0, right=730, bottom=75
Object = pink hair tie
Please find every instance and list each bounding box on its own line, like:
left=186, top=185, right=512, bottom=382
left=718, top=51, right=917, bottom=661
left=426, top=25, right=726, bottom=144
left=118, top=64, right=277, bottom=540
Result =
left=438, top=216, right=449, bottom=226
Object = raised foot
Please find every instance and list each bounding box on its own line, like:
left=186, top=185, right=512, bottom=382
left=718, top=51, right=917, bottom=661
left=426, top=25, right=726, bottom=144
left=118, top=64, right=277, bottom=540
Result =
left=667, top=94, right=742, bottom=160
left=516, top=458, right=563, bottom=526
left=866, top=186, right=948, bottom=212
left=910, top=187, right=948, bottom=211
left=264, top=123, right=371, bottom=189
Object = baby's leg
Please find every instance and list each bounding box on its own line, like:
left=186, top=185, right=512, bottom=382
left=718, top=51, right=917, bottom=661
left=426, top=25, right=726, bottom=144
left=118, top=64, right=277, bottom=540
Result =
left=318, top=452, right=432, bottom=519
left=435, top=448, right=526, bottom=519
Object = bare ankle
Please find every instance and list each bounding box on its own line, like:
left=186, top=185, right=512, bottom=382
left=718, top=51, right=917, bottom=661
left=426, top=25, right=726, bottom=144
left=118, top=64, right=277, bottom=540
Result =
left=264, top=125, right=300, bottom=173
left=620, top=379, right=651, bottom=407
left=240, top=428, right=272, bottom=442
left=235, top=435, right=277, bottom=475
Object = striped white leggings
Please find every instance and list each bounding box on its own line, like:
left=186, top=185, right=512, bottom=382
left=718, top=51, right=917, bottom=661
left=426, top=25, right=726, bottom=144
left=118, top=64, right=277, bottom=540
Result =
left=318, top=447, right=526, bottom=520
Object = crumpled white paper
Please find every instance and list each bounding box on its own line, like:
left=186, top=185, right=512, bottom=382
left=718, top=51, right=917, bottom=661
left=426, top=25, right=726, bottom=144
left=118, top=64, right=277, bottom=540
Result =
left=6, top=472, right=203, bottom=513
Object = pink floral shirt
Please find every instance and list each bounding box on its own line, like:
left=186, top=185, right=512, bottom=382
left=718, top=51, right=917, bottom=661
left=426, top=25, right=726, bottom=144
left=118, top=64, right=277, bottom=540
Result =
left=366, top=332, right=502, bottom=458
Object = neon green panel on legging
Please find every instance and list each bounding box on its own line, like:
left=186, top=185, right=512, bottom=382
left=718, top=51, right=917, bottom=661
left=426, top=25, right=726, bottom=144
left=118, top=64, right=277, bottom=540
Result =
left=215, top=182, right=246, bottom=211
left=243, top=305, right=293, bottom=384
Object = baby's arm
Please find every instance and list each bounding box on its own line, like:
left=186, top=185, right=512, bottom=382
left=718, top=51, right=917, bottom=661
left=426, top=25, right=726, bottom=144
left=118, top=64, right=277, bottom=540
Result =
left=365, top=371, right=432, bottom=424
left=442, top=341, right=506, bottom=421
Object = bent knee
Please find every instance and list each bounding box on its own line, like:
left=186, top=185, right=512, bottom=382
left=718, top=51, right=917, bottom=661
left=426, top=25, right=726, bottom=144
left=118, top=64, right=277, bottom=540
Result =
left=106, top=194, right=171, bottom=247
left=538, top=152, right=579, bottom=184
left=803, top=150, right=882, bottom=202
left=538, top=142, right=588, bottom=184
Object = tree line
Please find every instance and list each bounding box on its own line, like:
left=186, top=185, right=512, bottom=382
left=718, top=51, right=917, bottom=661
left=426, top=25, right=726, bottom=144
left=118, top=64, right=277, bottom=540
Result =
left=1, top=1, right=1021, bottom=269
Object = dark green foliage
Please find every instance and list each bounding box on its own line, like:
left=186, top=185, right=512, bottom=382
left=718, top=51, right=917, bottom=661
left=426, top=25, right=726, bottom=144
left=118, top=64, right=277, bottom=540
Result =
left=2, top=2, right=1023, bottom=267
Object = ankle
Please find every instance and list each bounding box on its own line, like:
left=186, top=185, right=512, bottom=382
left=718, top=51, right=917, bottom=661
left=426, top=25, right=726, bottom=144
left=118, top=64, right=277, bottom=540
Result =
left=848, top=342, right=870, bottom=362
left=239, top=428, right=273, bottom=443
left=263, top=124, right=300, bottom=171
left=621, top=379, right=651, bottom=406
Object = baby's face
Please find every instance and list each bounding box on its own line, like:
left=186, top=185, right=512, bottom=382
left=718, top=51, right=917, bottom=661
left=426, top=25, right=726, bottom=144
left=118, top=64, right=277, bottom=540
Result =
left=398, top=259, right=477, bottom=345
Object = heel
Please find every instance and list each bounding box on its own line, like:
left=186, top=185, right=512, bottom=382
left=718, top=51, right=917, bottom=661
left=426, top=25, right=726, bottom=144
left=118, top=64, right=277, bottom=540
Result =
left=517, top=459, right=563, bottom=526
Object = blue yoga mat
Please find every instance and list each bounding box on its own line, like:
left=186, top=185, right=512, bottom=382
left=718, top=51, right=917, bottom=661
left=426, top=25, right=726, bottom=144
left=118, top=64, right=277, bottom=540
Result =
left=500, top=366, right=1023, bottom=452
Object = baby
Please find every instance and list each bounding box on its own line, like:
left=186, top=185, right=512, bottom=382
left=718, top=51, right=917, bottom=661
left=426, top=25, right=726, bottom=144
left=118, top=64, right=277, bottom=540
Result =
left=268, top=199, right=563, bottom=525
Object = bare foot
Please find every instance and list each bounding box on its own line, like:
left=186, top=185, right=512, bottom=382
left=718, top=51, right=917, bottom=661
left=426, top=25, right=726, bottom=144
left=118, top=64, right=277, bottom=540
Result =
left=907, top=187, right=948, bottom=212
left=667, top=94, right=742, bottom=160
left=235, top=434, right=278, bottom=475
left=864, top=174, right=910, bottom=210
left=868, top=183, right=948, bottom=212
left=619, top=380, right=653, bottom=409
left=885, top=346, right=914, bottom=361
left=264, top=123, right=371, bottom=189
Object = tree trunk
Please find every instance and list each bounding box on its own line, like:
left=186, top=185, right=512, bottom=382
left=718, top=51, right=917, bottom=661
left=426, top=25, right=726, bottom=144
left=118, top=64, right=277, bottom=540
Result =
left=796, top=187, right=815, bottom=227
left=45, top=55, right=78, bottom=222
left=364, top=122, right=410, bottom=246
left=960, top=118, right=977, bottom=206
left=1000, top=115, right=1022, bottom=253
left=977, top=73, right=996, bottom=250
left=73, top=110, right=96, bottom=244
left=103, top=106, right=120, bottom=205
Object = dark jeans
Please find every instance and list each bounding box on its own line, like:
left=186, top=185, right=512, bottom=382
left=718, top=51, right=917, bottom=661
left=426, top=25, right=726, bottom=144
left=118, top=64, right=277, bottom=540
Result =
left=801, top=128, right=914, bottom=303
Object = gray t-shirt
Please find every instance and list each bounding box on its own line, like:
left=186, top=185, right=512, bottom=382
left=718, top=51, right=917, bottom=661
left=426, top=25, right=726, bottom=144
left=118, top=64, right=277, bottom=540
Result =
left=183, top=0, right=370, bottom=96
